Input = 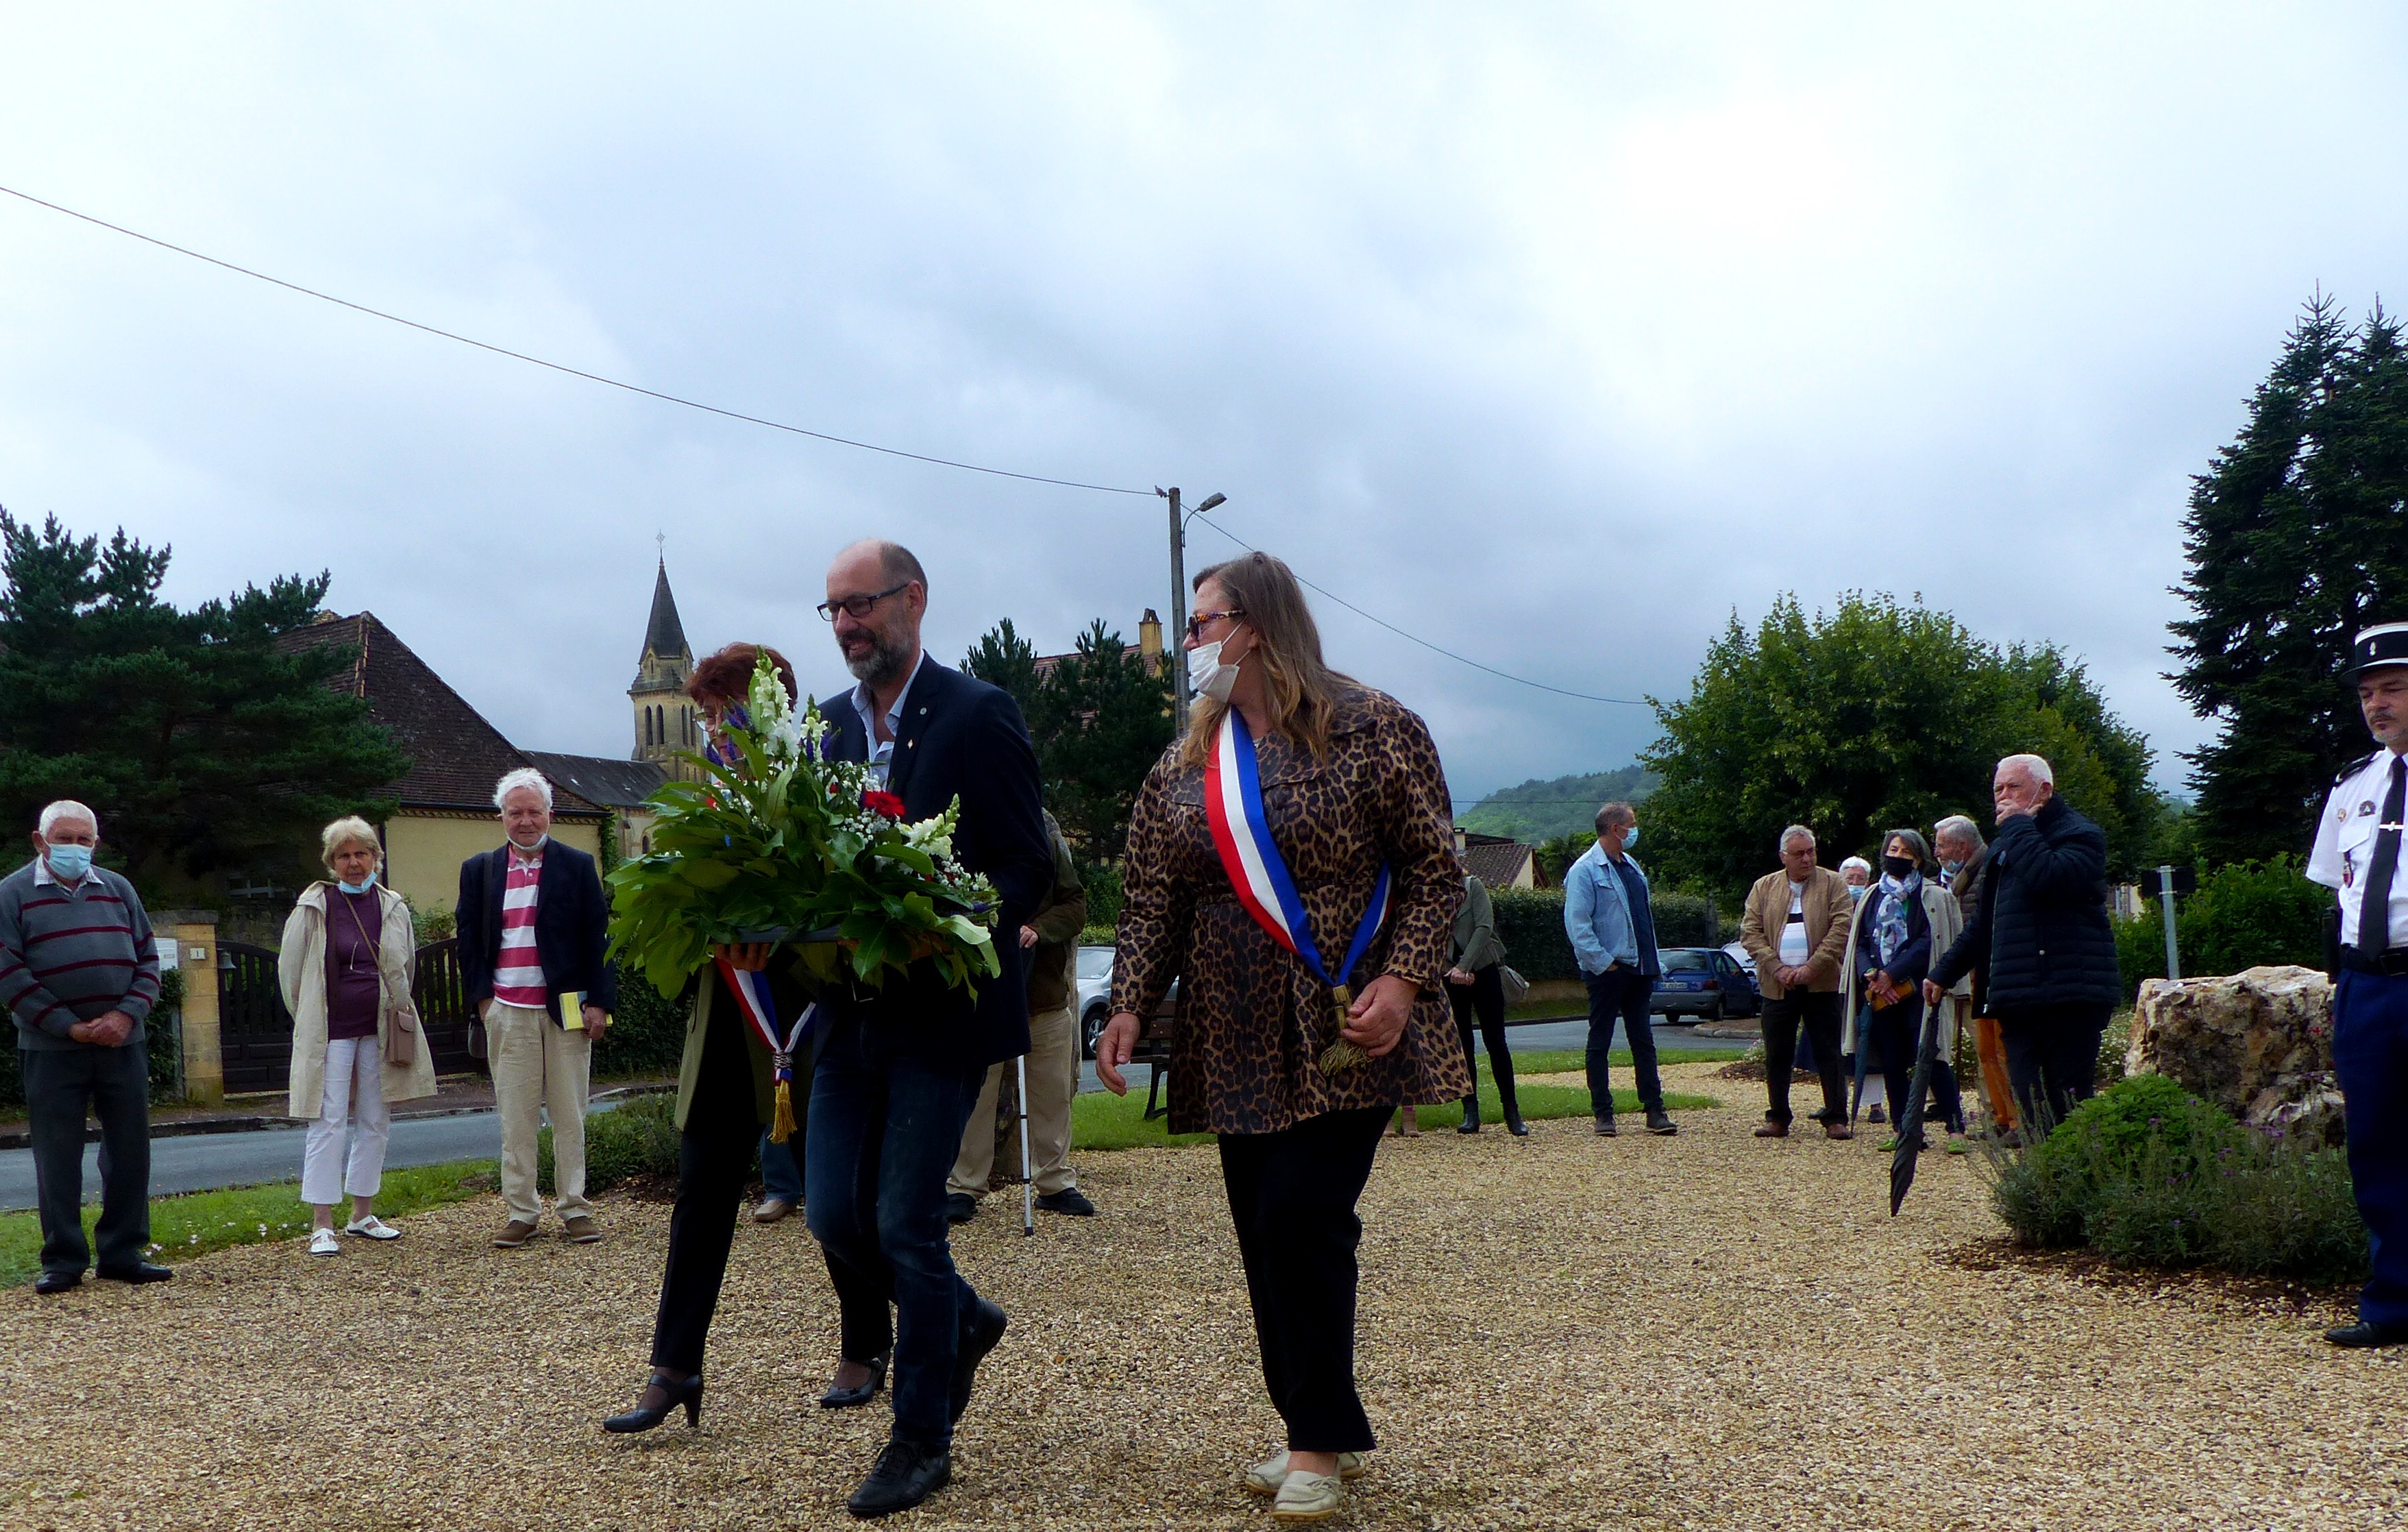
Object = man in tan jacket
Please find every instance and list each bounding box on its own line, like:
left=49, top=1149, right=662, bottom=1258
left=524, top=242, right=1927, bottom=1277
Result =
left=1739, top=825, right=1855, bottom=1140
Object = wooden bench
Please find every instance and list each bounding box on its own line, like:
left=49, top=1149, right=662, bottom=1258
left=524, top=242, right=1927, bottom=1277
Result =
left=1134, top=984, right=1180, bottom=1121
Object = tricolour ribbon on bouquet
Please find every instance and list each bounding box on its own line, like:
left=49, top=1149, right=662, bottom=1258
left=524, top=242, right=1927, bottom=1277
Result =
left=713, top=958, right=818, bottom=1142
left=1202, top=707, right=1392, bottom=1073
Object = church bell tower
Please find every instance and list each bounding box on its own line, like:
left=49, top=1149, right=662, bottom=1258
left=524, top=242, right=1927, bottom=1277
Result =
left=630, top=557, right=698, bottom=779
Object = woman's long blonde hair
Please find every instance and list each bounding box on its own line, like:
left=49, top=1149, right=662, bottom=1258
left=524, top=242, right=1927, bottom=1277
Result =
left=1176, top=552, right=1356, bottom=771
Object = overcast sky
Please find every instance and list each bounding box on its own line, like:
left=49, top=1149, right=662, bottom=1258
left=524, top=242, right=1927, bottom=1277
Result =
left=5, top=5, right=2406, bottom=810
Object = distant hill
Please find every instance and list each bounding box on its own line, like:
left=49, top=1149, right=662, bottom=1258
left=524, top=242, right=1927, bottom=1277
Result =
left=1455, top=766, right=1658, bottom=842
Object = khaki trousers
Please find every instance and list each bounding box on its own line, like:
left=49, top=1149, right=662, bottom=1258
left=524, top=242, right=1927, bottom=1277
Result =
left=489, top=1001, right=593, bottom=1223
left=948, top=1004, right=1079, bottom=1197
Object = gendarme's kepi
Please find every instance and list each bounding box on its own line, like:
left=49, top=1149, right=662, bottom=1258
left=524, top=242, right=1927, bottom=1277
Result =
left=2350, top=619, right=2408, bottom=677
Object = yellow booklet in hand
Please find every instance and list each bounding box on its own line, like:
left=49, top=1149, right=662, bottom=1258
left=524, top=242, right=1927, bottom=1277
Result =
left=558, top=990, right=609, bottom=1031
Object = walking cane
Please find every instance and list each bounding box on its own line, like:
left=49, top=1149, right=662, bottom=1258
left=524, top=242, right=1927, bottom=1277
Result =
left=1016, top=1053, right=1035, bottom=1237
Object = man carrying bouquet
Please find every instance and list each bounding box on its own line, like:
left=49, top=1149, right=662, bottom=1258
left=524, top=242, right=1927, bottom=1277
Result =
left=808, top=539, right=1054, bottom=1518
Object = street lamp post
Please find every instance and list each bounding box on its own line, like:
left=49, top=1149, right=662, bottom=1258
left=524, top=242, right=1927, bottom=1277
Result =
left=1157, top=486, right=1225, bottom=735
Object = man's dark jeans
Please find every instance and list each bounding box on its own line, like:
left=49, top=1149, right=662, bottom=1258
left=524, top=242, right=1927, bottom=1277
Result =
left=1759, top=990, right=1845, bottom=1126
left=1995, top=1002, right=2112, bottom=1133
left=1582, top=966, right=1662, bottom=1118
left=23, top=1045, right=151, bottom=1276
left=804, top=1018, right=990, bottom=1449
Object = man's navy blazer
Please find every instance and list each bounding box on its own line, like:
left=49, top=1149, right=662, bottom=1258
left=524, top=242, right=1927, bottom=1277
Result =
left=456, top=839, right=618, bottom=1022
left=818, top=657, right=1054, bottom=1068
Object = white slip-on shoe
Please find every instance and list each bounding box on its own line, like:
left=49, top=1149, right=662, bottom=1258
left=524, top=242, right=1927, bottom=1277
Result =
left=308, top=1228, right=341, bottom=1256
left=345, top=1215, right=402, bottom=1241
left=1271, top=1471, right=1346, bottom=1523
left=1244, top=1452, right=1366, bottom=1496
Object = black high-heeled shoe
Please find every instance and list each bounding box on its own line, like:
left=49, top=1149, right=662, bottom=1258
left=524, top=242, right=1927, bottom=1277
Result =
left=603, top=1371, right=703, bottom=1433
left=1457, top=1093, right=1481, bottom=1134
left=818, top=1352, right=889, bottom=1410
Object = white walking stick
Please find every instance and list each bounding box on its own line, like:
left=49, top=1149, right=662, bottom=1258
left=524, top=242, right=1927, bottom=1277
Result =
left=1016, top=1052, right=1035, bottom=1236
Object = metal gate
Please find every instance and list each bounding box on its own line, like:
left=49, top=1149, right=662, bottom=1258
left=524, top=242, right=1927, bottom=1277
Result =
left=216, top=942, right=293, bottom=1094
left=214, top=936, right=484, bottom=1095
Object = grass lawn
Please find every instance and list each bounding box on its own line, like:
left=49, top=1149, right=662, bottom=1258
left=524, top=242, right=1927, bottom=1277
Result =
left=1, top=1158, right=497, bottom=1289
left=1071, top=1052, right=1721, bottom=1152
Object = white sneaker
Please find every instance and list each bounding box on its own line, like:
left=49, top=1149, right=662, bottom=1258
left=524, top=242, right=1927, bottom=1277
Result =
left=1243, top=1451, right=1366, bottom=1496
left=345, top=1215, right=402, bottom=1241
left=1272, top=1471, right=1346, bottom=1523
left=308, top=1228, right=341, bottom=1256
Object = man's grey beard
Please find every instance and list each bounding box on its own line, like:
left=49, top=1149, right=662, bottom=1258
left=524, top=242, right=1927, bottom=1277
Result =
left=846, top=628, right=913, bottom=688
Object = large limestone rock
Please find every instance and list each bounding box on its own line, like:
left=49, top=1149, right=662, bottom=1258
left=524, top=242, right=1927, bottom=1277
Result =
left=2126, top=965, right=2347, bottom=1146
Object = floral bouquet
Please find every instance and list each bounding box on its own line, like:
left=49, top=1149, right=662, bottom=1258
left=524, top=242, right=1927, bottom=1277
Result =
left=606, top=655, right=1001, bottom=1001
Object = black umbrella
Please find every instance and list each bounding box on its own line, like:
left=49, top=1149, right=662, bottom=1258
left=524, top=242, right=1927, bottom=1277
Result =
left=1889, top=994, right=1945, bottom=1216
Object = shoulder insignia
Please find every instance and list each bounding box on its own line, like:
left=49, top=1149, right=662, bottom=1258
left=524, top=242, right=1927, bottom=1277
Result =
left=2336, top=751, right=2379, bottom=785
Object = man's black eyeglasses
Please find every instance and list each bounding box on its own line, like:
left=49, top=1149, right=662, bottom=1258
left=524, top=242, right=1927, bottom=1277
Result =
left=818, top=580, right=913, bottom=622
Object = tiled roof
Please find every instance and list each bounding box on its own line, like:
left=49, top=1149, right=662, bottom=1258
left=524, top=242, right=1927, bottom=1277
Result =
left=526, top=751, right=668, bottom=812
left=1463, top=838, right=1540, bottom=890
left=276, top=612, right=604, bottom=818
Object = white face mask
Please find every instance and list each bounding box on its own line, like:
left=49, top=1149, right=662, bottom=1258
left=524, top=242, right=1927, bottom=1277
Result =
left=1187, top=638, right=1242, bottom=704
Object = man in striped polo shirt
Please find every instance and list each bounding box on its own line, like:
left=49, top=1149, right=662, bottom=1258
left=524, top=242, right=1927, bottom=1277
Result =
left=458, top=768, right=616, bottom=1248
left=3, top=801, right=172, bottom=1293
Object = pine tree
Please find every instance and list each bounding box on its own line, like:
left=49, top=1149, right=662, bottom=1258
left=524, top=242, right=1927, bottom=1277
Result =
left=2170, top=295, right=2408, bottom=864
left=1028, top=620, right=1173, bottom=859
left=960, top=618, right=1040, bottom=716
left=0, top=510, right=410, bottom=886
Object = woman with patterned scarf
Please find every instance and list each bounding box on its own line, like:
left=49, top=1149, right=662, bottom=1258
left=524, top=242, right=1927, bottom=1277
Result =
left=1839, top=829, right=1967, bottom=1152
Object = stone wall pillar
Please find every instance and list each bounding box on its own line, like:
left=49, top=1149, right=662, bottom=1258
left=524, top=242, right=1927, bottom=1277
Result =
left=157, top=911, right=223, bottom=1106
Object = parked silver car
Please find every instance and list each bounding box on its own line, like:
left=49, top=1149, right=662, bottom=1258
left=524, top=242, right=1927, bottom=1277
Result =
left=1075, top=945, right=1115, bottom=1058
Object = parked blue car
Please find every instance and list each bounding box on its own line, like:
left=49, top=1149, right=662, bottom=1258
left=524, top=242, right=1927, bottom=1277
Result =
left=1651, top=946, right=1760, bottom=1023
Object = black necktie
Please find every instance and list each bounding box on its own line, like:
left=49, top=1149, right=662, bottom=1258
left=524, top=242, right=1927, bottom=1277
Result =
left=2364, top=755, right=2406, bottom=953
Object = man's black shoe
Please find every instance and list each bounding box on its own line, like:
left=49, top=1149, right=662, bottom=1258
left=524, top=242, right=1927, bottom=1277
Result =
left=950, top=1296, right=1008, bottom=1422
left=944, top=1193, right=977, bottom=1225
left=846, top=1439, right=951, bottom=1519
left=34, top=1269, right=80, bottom=1296
left=1035, top=1187, right=1096, bottom=1217
left=95, top=1262, right=173, bottom=1285
left=1593, top=1116, right=1619, bottom=1137
left=2325, top=1320, right=2408, bottom=1348
left=1645, top=1108, right=1678, bottom=1136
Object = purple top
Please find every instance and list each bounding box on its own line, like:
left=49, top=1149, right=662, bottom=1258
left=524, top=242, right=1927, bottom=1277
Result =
left=324, top=888, right=385, bottom=1041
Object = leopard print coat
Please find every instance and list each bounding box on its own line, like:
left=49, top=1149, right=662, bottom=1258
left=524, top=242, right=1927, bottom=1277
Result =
left=1109, top=688, right=1473, bottom=1135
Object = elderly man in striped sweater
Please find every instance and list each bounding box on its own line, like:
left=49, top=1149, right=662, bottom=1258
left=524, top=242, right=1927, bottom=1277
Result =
left=3, top=801, right=172, bottom=1294
left=458, top=768, right=617, bottom=1249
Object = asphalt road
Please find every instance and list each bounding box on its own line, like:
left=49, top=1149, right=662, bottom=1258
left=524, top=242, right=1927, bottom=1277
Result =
left=1, top=1017, right=1734, bottom=1211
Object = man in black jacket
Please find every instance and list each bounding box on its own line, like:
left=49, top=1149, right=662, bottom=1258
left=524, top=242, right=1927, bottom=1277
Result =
left=1926, top=754, right=2120, bottom=1134
left=803, top=539, right=1054, bottom=1519
left=457, top=768, right=618, bottom=1247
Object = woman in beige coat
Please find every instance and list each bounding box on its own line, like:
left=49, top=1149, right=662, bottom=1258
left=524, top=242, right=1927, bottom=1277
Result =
left=280, top=817, right=437, bottom=1255
left=1839, top=829, right=1970, bottom=1151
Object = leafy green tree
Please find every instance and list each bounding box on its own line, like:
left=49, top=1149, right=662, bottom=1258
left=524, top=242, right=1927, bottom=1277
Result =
left=2170, top=293, right=2408, bottom=865
left=1642, top=593, right=2166, bottom=906
left=0, top=510, right=408, bottom=886
left=964, top=617, right=1173, bottom=860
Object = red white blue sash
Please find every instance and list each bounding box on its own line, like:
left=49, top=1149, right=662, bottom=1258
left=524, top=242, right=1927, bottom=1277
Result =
left=1203, top=709, right=1392, bottom=992
left=713, top=959, right=818, bottom=1083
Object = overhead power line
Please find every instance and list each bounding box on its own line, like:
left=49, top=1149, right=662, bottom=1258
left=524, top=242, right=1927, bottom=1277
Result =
left=0, top=183, right=1153, bottom=497
left=1190, top=517, right=1651, bottom=707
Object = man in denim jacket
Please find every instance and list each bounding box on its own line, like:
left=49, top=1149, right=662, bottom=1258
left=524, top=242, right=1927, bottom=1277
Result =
left=1563, top=801, right=1675, bottom=1136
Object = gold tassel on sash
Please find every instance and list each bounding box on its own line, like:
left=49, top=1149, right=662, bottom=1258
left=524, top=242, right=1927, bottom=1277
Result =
left=1317, top=983, right=1369, bottom=1075
left=770, top=1075, right=798, bottom=1143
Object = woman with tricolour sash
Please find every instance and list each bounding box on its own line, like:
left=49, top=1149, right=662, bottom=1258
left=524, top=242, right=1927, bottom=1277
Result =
left=1095, top=550, right=1471, bottom=1526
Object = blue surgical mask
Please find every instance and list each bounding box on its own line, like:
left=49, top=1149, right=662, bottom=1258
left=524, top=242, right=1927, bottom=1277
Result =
left=338, top=872, right=378, bottom=895
left=1622, top=825, right=1639, bottom=850
left=43, top=842, right=94, bottom=881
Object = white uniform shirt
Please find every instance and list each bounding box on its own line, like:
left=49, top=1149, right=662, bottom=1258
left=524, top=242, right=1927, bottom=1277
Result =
left=2307, top=747, right=2408, bottom=949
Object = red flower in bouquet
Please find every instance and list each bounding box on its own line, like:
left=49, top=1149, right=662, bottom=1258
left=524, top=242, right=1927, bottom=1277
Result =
left=861, top=790, right=907, bottom=820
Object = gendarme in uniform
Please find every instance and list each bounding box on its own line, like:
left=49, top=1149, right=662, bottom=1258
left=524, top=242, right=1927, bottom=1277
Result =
left=2305, top=618, right=2408, bottom=1348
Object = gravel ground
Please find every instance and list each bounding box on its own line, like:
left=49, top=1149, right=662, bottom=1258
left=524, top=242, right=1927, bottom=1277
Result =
left=3, top=1061, right=2400, bottom=1530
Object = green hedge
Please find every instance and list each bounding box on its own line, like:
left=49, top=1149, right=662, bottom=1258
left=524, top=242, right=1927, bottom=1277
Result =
left=592, top=963, right=693, bottom=1077
left=1491, top=888, right=1719, bottom=982
left=539, top=1089, right=686, bottom=1195
left=2112, top=856, right=2330, bottom=1003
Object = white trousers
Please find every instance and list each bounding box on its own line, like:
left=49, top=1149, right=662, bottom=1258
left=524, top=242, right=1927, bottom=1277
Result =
left=948, top=1004, right=1079, bottom=1197
left=489, top=1001, right=593, bottom=1222
left=301, top=1037, right=391, bottom=1205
